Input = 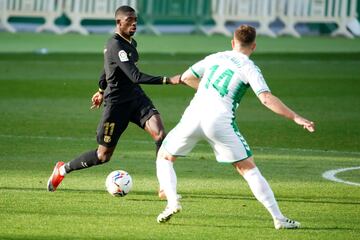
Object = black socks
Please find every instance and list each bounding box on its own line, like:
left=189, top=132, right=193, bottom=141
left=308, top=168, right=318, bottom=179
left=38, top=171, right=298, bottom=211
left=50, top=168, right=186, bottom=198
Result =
left=64, top=149, right=106, bottom=174
left=64, top=137, right=164, bottom=174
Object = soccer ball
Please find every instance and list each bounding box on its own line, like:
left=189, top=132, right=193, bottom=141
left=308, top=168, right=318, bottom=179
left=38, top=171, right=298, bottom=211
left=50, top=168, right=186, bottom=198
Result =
left=105, top=170, right=133, bottom=197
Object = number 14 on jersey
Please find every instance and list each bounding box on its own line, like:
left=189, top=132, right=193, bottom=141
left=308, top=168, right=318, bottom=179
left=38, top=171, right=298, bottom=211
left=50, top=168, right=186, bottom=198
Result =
left=205, top=65, right=234, bottom=97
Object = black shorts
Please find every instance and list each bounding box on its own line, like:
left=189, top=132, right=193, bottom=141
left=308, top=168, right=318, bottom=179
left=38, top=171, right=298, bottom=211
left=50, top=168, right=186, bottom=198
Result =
left=96, top=95, right=159, bottom=147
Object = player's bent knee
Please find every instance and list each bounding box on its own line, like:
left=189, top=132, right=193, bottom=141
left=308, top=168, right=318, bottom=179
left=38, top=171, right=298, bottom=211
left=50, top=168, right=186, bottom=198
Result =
left=233, top=156, right=256, bottom=175
left=98, top=154, right=111, bottom=163
left=97, top=146, right=114, bottom=163
left=165, top=154, right=177, bottom=162
left=157, top=147, right=176, bottom=162
left=97, top=155, right=110, bottom=163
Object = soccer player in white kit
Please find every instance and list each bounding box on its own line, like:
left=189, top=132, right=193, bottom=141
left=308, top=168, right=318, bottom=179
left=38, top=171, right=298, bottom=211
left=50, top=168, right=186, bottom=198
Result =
left=156, top=25, right=315, bottom=229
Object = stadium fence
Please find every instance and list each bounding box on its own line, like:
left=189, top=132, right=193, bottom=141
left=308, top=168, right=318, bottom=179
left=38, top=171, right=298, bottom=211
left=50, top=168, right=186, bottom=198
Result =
left=0, top=0, right=63, bottom=33
left=62, top=0, right=136, bottom=35
left=0, top=0, right=359, bottom=37
left=209, top=0, right=277, bottom=37
left=278, top=0, right=357, bottom=38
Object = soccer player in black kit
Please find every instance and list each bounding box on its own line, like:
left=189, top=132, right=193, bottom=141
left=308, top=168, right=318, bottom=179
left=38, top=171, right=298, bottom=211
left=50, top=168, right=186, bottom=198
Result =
left=47, top=5, right=181, bottom=192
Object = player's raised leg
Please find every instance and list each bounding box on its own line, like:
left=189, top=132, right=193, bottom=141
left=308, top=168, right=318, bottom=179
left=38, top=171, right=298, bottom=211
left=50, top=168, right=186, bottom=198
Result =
left=156, top=147, right=181, bottom=223
left=144, top=113, right=166, bottom=156
left=233, top=157, right=300, bottom=229
left=47, top=146, right=114, bottom=192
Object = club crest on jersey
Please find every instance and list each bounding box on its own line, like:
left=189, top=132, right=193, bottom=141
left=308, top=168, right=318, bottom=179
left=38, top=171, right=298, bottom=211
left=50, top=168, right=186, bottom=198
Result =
left=118, top=50, right=129, bottom=62
left=104, top=135, right=111, bottom=143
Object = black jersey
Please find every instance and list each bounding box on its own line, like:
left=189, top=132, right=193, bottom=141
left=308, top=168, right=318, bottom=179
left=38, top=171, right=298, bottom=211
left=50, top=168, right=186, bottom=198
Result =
left=99, top=33, right=164, bottom=104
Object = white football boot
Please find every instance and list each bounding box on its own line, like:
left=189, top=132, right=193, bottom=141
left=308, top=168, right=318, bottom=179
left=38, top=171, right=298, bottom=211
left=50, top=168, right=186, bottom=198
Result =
left=274, top=217, right=301, bottom=229
left=157, top=203, right=182, bottom=223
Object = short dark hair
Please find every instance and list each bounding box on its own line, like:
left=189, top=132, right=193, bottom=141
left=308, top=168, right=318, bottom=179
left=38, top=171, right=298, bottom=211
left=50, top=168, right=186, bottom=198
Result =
left=115, top=5, right=135, bottom=19
left=234, top=25, right=256, bottom=47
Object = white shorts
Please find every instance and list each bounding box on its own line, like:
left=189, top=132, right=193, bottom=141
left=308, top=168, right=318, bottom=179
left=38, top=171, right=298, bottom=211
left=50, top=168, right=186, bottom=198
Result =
left=162, top=109, right=252, bottom=163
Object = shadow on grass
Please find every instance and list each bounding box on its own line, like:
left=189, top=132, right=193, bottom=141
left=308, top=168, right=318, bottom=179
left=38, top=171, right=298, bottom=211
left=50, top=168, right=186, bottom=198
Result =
left=168, top=222, right=271, bottom=229
left=1, top=186, right=164, bottom=201
left=1, top=187, right=359, bottom=205
left=299, top=226, right=357, bottom=231
left=168, top=222, right=356, bottom=231
left=183, top=192, right=360, bottom=205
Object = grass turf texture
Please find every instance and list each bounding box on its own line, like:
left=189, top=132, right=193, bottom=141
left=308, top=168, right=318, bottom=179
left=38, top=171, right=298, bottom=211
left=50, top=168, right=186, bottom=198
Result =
left=0, top=43, right=360, bottom=238
left=1, top=32, right=360, bottom=54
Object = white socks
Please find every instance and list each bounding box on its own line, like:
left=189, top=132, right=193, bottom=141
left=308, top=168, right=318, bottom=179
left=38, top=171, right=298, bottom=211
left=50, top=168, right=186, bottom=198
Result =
left=156, top=158, right=178, bottom=207
left=243, top=167, right=285, bottom=220
left=156, top=159, right=284, bottom=220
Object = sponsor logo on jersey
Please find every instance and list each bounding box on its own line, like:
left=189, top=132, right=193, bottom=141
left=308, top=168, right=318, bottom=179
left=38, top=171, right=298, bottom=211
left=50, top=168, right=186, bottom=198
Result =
left=118, top=50, right=129, bottom=62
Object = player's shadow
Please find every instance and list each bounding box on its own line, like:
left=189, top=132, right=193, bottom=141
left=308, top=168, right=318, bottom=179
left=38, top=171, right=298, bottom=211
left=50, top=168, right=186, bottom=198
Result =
left=0, top=186, right=155, bottom=195
left=169, top=222, right=355, bottom=231
left=0, top=187, right=163, bottom=202
left=299, top=226, right=356, bottom=231
left=0, top=186, right=105, bottom=194
left=180, top=192, right=360, bottom=205
left=168, top=222, right=271, bottom=229
left=182, top=193, right=256, bottom=201
left=2, top=187, right=359, bottom=206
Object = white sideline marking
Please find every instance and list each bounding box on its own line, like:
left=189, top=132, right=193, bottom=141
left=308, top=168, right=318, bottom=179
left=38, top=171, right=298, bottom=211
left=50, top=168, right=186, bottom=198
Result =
left=1, top=134, right=360, bottom=156
left=322, top=167, right=360, bottom=186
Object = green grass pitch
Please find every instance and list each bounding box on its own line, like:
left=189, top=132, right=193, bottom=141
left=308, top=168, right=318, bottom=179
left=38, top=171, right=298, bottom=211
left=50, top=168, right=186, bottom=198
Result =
left=0, top=33, right=360, bottom=239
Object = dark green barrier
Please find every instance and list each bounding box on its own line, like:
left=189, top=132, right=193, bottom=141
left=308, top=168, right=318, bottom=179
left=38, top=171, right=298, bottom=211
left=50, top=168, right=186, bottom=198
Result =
left=137, top=0, right=213, bottom=35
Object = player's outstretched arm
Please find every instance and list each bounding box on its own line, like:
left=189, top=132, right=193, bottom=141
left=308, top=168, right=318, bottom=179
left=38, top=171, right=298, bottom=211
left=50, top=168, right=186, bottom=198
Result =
left=258, top=91, right=315, bottom=132
left=91, top=90, right=104, bottom=109
left=179, top=69, right=200, bottom=90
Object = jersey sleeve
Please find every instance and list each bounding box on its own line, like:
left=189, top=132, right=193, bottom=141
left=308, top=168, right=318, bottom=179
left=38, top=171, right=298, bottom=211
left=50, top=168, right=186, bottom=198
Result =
left=243, top=63, right=270, bottom=96
left=111, top=45, right=163, bottom=84
left=189, top=59, right=206, bottom=79
left=98, top=69, right=107, bottom=90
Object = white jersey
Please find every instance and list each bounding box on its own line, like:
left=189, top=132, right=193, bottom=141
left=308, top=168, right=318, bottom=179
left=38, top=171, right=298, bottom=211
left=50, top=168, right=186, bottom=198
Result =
left=188, top=50, right=270, bottom=120
left=163, top=50, right=270, bottom=163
